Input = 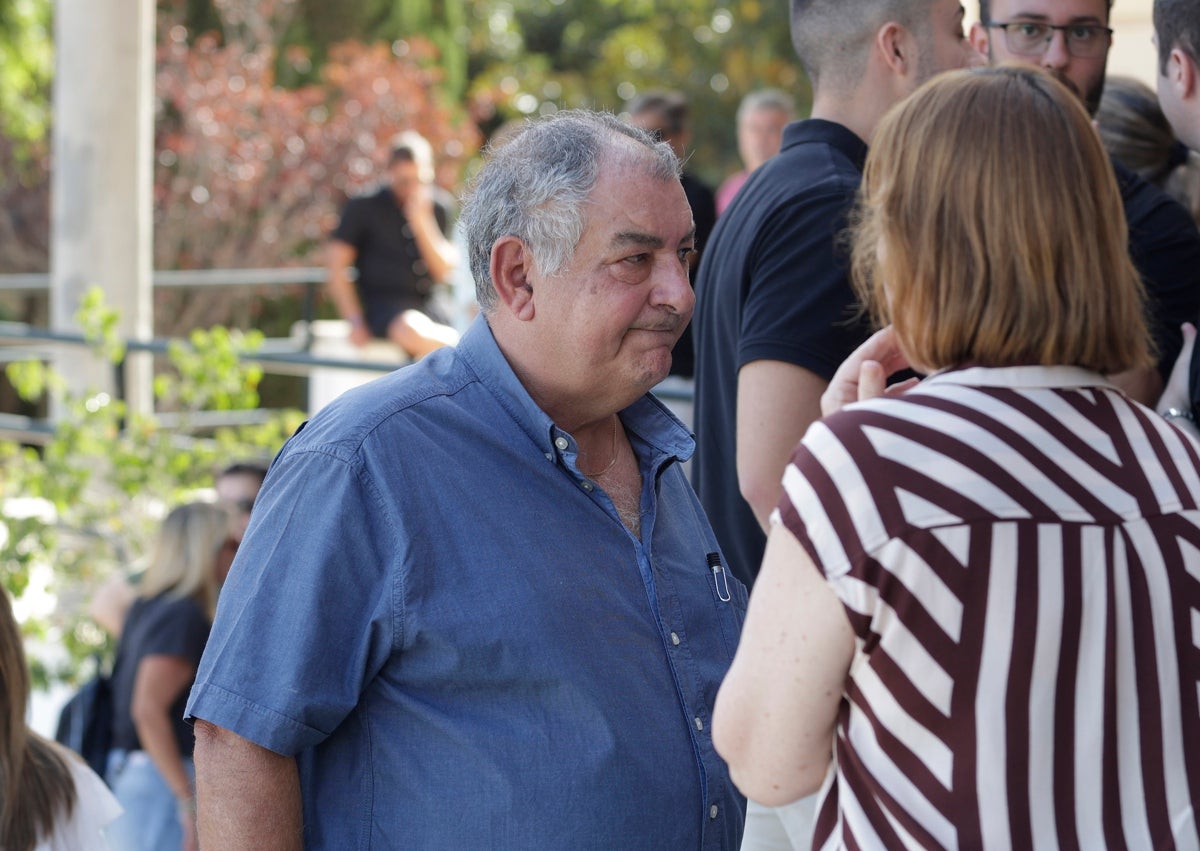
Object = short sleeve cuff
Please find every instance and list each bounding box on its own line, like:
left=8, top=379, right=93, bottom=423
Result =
left=186, top=681, right=326, bottom=757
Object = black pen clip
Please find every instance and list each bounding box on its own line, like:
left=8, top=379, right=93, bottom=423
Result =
left=706, top=552, right=732, bottom=602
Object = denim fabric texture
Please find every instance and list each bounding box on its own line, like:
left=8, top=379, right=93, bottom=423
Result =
left=105, top=750, right=193, bottom=851
left=187, top=317, right=749, bottom=849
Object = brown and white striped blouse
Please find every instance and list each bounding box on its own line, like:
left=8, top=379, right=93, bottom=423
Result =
left=778, top=366, right=1200, bottom=850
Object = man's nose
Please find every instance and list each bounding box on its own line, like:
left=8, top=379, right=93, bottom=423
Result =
left=655, top=256, right=695, bottom=315
left=1040, top=29, right=1071, bottom=69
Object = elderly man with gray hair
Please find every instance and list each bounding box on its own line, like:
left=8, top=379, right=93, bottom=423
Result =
left=186, top=110, right=748, bottom=850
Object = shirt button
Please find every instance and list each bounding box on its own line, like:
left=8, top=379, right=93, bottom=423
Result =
left=694, top=717, right=704, bottom=731
left=554, top=436, right=569, bottom=451
left=581, top=481, right=594, bottom=492
left=670, top=632, right=680, bottom=646
left=544, top=453, right=553, bottom=461
left=709, top=804, right=719, bottom=820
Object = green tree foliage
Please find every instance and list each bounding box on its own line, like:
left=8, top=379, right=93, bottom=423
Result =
left=0, top=289, right=305, bottom=684
left=283, top=0, right=807, bottom=183
left=462, top=0, right=806, bottom=183
left=0, top=0, right=52, bottom=280
left=0, top=0, right=52, bottom=154
left=170, top=0, right=805, bottom=184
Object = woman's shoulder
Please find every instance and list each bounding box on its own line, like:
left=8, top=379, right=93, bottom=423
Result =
left=33, top=750, right=122, bottom=851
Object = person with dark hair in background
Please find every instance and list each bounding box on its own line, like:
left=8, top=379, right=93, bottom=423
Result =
left=628, top=89, right=717, bottom=378
left=693, top=0, right=978, bottom=588
left=326, top=130, right=461, bottom=360
left=187, top=110, right=746, bottom=849
left=105, top=502, right=232, bottom=851
left=1, top=588, right=122, bottom=850
left=715, top=65, right=1200, bottom=849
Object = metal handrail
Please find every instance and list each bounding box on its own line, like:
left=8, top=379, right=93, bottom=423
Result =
left=0, top=269, right=695, bottom=445
left=0, top=268, right=327, bottom=291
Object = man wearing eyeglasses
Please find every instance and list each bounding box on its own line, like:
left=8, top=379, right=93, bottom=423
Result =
left=970, top=0, right=1200, bottom=406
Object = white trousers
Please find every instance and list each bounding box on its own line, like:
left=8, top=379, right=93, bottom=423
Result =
left=740, top=796, right=818, bottom=851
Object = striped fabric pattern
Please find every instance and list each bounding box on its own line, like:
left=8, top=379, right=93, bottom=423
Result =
left=777, top=366, right=1200, bottom=850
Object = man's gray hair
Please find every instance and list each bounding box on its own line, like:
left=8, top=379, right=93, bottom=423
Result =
left=737, top=89, right=796, bottom=123
left=791, top=0, right=930, bottom=94
left=461, top=110, right=681, bottom=314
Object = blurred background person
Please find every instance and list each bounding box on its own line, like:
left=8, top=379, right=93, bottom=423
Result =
left=1097, top=74, right=1200, bottom=223
left=627, top=89, right=716, bottom=379
left=714, top=66, right=1200, bottom=849
left=104, top=502, right=231, bottom=851
left=88, top=461, right=266, bottom=639
left=715, top=89, right=795, bottom=216
left=326, top=130, right=460, bottom=360
left=211, top=461, right=268, bottom=586
left=2, top=588, right=122, bottom=850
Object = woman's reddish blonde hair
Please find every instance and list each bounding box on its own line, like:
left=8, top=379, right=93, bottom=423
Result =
left=852, top=65, right=1154, bottom=374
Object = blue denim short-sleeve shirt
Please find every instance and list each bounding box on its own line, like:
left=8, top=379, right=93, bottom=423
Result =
left=186, top=317, right=748, bottom=849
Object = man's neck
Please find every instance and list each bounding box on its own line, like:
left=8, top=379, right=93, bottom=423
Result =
left=809, top=91, right=877, bottom=147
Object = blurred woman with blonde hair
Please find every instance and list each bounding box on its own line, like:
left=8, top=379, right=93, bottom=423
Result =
left=0, top=588, right=121, bottom=849
left=714, top=65, right=1200, bottom=849
left=105, top=501, right=230, bottom=851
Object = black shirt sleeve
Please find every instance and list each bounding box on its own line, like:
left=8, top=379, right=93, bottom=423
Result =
left=1116, top=160, right=1200, bottom=383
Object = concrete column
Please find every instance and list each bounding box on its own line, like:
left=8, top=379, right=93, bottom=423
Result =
left=51, top=0, right=155, bottom=415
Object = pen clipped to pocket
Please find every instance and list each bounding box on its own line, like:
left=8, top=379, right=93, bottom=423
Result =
left=706, top=552, right=732, bottom=602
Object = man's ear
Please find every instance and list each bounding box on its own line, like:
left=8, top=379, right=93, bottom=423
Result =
left=968, top=21, right=990, bottom=57
left=876, top=22, right=911, bottom=78
left=1170, top=46, right=1200, bottom=102
left=490, top=236, right=536, bottom=321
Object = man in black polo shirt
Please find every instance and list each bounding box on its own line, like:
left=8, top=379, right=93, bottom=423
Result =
left=326, top=131, right=460, bottom=360
left=694, top=6, right=977, bottom=844
left=691, top=0, right=978, bottom=596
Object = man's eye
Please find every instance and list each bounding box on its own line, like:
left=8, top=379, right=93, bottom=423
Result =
left=1069, top=25, right=1096, bottom=41
left=625, top=253, right=650, bottom=265
left=678, top=248, right=696, bottom=264
left=1014, top=22, right=1045, bottom=38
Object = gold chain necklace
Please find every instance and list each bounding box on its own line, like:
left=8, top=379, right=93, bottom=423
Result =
left=580, top=414, right=619, bottom=479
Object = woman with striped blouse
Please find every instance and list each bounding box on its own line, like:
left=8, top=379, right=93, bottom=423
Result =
left=714, top=65, right=1200, bottom=849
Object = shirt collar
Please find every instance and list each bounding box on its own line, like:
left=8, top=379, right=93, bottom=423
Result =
left=919, top=364, right=1118, bottom=391
left=781, top=118, right=869, bottom=172
left=455, top=316, right=695, bottom=468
